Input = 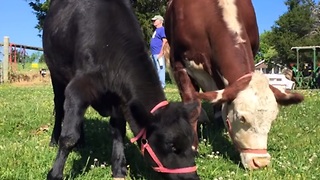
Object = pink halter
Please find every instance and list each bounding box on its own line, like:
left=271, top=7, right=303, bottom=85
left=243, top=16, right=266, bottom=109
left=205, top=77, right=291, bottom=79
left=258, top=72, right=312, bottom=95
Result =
left=130, top=101, right=197, bottom=174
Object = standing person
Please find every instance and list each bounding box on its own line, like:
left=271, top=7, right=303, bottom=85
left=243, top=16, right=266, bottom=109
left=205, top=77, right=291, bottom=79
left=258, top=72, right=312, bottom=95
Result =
left=150, top=15, right=167, bottom=89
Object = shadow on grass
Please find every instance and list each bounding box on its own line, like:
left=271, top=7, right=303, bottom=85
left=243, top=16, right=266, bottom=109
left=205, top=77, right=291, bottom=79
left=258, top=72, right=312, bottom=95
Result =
left=199, top=102, right=241, bottom=166
left=64, top=118, right=162, bottom=180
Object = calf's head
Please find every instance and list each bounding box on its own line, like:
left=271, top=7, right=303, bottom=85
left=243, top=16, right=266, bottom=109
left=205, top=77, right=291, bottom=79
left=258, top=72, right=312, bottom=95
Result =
left=130, top=101, right=199, bottom=180
left=197, top=72, right=303, bottom=169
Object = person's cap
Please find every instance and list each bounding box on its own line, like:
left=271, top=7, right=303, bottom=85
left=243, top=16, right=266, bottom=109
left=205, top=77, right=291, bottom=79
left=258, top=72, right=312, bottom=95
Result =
left=151, top=15, right=164, bottom=21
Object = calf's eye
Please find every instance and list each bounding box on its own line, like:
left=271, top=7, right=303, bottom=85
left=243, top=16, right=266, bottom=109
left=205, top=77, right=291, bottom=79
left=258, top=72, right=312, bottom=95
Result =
left=172, top=146, right=177, bottom=152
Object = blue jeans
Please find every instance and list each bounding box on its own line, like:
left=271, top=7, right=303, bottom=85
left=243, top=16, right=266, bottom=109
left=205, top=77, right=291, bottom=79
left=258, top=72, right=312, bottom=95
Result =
left=151, top=54, right=166, bottom=88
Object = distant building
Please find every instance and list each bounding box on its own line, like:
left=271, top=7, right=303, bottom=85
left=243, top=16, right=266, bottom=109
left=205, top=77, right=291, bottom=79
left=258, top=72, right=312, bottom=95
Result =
left=255, top=60, right=284, bottom=74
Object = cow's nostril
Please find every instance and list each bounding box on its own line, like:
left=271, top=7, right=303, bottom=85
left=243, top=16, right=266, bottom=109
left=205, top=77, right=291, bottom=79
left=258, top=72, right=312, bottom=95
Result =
left=252, top=156, right=271, bottom=168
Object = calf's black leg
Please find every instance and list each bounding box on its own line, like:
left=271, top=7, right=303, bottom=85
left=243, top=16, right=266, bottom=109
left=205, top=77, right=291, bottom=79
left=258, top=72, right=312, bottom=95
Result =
left=47, top=78, right=89, bottom=180
left=109, top=109, right=127, bottom=179
left=50, top=77, right=66, bottom=146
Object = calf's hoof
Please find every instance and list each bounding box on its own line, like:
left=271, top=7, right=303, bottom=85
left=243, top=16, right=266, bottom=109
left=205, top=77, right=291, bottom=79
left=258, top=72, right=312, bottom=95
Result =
left=47, top=169, right=62, bottom=180
left=49, top=140, right=58, bottom=147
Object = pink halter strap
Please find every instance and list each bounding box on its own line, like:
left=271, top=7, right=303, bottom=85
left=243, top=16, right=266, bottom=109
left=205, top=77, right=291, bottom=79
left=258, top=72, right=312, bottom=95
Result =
left=236, top=72, right=253, bottom=81
left=130, top=100, right=197, bottom=174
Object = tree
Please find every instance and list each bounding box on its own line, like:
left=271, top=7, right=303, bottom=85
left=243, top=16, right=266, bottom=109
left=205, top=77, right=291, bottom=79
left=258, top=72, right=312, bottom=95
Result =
left=27, top=0, right=167, bottom=46
left=266, top=0, right=320, bottom=65
left=25, top=52, right=44, bottom=63
left=255, top=31, right=279, bottom=63
left=28, top=0, right=50, bottom=37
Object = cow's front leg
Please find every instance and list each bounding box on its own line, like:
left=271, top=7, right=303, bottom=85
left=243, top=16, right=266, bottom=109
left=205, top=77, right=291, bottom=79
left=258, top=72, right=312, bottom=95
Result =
left=109, top=110, right=127, bottom=179
left=174, top=67, right=202, bottom=151
left=49, top=76, right=65, bottom=147
left=47, top=78, right=89, bottom=180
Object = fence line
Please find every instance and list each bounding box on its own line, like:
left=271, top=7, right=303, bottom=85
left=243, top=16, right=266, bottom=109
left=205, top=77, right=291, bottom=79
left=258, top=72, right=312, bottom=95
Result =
left=0, top=36, right=43, bottom=83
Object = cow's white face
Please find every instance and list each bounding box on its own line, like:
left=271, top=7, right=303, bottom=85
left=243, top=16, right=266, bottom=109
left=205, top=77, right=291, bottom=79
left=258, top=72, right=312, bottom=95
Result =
left=222, top=73, right=279, bottom=169
left=197, top=71, right=304, bottom=169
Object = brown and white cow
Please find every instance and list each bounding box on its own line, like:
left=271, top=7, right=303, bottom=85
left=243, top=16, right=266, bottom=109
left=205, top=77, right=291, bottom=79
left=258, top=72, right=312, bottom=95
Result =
left=165, top=0, right=304, bottom=169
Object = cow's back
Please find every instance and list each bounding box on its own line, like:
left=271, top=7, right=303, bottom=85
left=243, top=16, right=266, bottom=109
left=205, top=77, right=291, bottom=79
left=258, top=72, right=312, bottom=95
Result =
left=43, top=0, right=152, bottom=87
left=166, top=0, right=258, bottom=84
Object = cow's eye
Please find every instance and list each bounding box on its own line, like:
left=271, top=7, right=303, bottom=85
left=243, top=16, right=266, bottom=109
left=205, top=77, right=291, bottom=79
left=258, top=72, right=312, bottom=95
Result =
left=239, top=116, right=246, bottom=124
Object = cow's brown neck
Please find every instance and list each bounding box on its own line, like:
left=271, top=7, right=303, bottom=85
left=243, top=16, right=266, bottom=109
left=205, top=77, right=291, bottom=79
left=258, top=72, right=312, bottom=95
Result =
left=212, top=34, right=255, bottom=85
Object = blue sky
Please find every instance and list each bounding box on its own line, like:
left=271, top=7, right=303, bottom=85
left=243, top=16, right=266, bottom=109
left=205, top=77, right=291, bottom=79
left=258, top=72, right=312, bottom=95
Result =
left=0, top=0, right=288, bottom=50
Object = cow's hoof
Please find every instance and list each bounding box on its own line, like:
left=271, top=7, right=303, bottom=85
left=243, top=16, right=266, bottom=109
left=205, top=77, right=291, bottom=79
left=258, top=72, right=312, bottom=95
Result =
left=47, top=169, right=62, bottom=180
left=49, top=140, right=58, bottom=147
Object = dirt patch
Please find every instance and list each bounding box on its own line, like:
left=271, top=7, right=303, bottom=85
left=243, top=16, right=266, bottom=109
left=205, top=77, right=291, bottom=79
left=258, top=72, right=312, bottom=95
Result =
left=9, top=71, right=51, bottom=87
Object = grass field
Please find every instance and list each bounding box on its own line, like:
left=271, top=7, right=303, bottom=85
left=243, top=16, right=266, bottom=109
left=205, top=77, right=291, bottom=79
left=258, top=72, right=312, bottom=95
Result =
left=0, top=81, right=319, bottom=180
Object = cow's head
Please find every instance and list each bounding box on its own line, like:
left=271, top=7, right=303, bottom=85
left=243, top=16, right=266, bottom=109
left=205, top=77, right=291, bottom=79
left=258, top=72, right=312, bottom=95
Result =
left=130, top=101, right=200, bottom=180
left=197, top=71, right=303, bottom=169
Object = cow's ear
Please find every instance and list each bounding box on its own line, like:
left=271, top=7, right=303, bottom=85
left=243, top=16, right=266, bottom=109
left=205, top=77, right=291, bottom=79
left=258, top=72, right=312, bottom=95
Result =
left=269, top=85, right=304, bottom=105
left=196, top=76, right=251, bottom=104
left=196, top=85, right=241, bottom=104
left=129, top=99, right=154, bottom=127
left=196, top=90, right=232, bottom=104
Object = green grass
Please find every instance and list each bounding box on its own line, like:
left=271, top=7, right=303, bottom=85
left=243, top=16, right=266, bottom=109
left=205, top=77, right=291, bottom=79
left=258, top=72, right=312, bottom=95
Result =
left=0, top=82, right=319, bottom=180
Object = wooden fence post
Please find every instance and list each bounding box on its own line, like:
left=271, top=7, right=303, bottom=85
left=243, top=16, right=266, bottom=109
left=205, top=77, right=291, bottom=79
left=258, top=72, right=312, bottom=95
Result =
left=3, top=36, right=9, bottom=82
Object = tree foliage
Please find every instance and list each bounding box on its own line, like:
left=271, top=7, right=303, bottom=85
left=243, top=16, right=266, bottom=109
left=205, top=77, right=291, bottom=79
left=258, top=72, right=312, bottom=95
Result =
left=256, top=31, right=279, bottom=63
left=27, top=0, right=167, bottom=46
left=259, top=0, right=320, bottom=65
left=28, top=0, right=50, bottom=37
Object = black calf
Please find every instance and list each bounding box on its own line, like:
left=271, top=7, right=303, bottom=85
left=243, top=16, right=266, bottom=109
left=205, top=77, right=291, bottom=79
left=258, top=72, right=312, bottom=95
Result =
left=43, top=0, right=199, bottom=179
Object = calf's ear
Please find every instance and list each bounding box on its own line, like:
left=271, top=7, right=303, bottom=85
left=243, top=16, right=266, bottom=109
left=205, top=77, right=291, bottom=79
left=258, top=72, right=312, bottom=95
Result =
left=183, top=101, right=198, bottom=112
left=183, top=101, right=210, bottom=123
left=269, top=85, right=304, bottom=105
